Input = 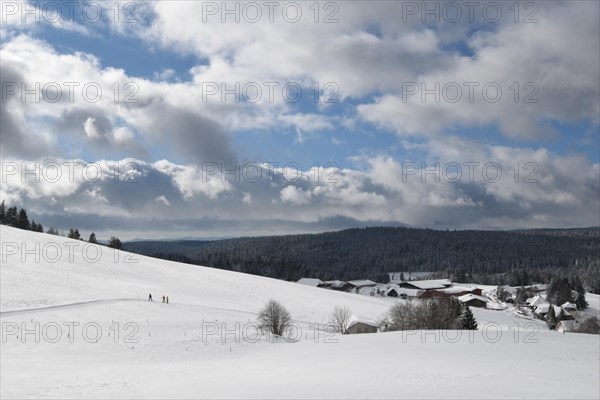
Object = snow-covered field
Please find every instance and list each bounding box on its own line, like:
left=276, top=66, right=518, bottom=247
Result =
left=1, top=225, right=599, bottom=399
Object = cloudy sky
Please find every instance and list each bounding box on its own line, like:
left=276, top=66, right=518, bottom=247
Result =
left=1, top=0, right=598, bottom=239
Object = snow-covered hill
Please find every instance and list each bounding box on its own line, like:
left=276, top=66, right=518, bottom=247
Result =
left=1, top=225, right=599, bottom=399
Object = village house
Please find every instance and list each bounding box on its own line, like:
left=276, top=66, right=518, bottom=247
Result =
left=385, top=285, right=422, bottom=299
left=397, top=279, right=452, bottom=291
left=556, top=320, right=580, bottom=333
left=561, top=302, right=578, bottom=319
left=345, top=316, right=379, bottom=334
left=296, top=278, right=328, bottom=288
left=457, top=293, right=488, bottom=308
left=345, top=279, right=378, bottom=294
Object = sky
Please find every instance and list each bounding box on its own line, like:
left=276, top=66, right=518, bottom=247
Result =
left=0, top=0, right=599, bottom=240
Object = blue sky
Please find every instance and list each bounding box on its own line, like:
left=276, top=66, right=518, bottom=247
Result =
left=1, top=1, right=598, bottom=238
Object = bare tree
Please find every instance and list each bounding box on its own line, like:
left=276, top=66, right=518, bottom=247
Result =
left=386, top=298, right=469, bottom=331
left=257, top=299, right=292, bottom=336
left=329, top=305, right=352, bottom=334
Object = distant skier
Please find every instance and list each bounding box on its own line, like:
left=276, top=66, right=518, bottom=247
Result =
left=148, top=293, right=153, bottom=301
left=162, top=295, right=166, bottom=303
left=166, top=296, right=169, bottom=304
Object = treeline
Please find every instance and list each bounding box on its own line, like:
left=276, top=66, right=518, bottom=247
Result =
left=1, top=201, right=44, bottom=233
left=123, top=226, right=600, bottom=293
left=0, top=201, right=122, bottom=249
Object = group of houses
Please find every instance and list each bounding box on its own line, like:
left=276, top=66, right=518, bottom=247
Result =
left=296, top=277, right=490, bottom=308
left=525, top=294, right=578, bottom=320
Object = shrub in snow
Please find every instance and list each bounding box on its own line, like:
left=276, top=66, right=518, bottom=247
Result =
left=257, top=299, right=292, bottom=336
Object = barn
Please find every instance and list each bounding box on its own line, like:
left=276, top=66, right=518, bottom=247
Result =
left=457, top=293, right=488, bottom=308
left=345, top=317, right=379, bottom=334
left=557, top=320, right=580, bottom=333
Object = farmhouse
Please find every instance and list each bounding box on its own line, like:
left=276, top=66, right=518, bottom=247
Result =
left=457, top=293, right=488, bottom=308
left=345, top=317, right=379, bottom=334
left=420, top=287, right=483, bottom=299
left=296, top=278, right=328, bottom=288
left=556, top=320, right=580, bottom=333
left=345, top=279, right=378, bottom=293
left=533, top=304, right=562, bottom=318
left=526, top=295, right=547, bottom=308
left=397, top=279, right=452, bottom=291
left=561, top=302, right=578, bottom=319
left=385, top=285, right=422, bottom=298
left=323, top=280, right=349, bottom=291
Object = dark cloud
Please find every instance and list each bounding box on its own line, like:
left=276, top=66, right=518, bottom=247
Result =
left=142, top=103, right=237, bottom=165
left=0, top=65, right=53, bottom=159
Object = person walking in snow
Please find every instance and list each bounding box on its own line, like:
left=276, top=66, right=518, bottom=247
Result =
left=148, top=293, right=153, bottom=301
left=162, top=295, right=166, bottom=303
left=166, top=296, right=169, bottom=304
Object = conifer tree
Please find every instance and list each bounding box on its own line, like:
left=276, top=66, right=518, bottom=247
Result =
left=546, top=304, right=557, bottom=330
left=0, top=200, right=5, bottom=224
left=460, top=304, right=478, bottom=330
left=89, top=232, right=98, bottom=244
left=16, top=208, right=30, bottom=230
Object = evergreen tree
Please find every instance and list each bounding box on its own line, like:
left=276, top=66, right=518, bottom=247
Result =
left=88, top=232, right=98, bottom=244
left=0, top=200, right=5, bottom=224
left=575, top=291, right=588, bottom=310
left=16, top=208, right=30, bottom=230
left=29, top=220, right=43, bottom=232
left=68, top=229, right=81, bottom=240
left=107, top=236, right=122, bottom=249
left=548, top=277, right=575, bottom=305
left=46, top=227, right=59, bottom=235
left=460, top=304, right=478, bottom=330
left=5, top=206, right=17, bottom=226
left=546, top=304, right=558, bottom=330
left=571, top=276, right=588, bottom=310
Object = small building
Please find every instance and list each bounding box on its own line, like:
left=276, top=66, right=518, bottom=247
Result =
left=345, top=279, right=378, bottom=293
left=324, top=280, right=350, bottom=291
left=526, top=295, right=547, bottom=308
left=397, top=279, right=452, bottom=291
left=561, top=302, right=578, bottom=319
left=458, top=294, right=488, bottom=308
left=296, top=278, right=327, bottom=288
left=345, top=317, right=379, bottom=334
left=385, top=286, right=422, bottom=298
left=557, top=320, right=580, bottom=333
left=533, top=303, right=561, bottom=318
left=424, top=287, right=483, bottom=298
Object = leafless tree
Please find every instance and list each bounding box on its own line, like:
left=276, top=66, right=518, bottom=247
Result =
left=328, top=305, right=352, bottom=334
left=257, top=299, right=292, bottom=336
left=386, top=298, right=466, bottom=331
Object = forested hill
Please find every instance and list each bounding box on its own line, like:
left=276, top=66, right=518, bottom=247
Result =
left=123, top=227, right=600, bottom=292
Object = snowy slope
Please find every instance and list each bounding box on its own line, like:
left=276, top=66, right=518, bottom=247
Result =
left=1, top=225, right=599, bottom=399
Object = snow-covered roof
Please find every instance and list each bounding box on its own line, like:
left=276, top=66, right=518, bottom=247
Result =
left=348, top=279, right=377, bottom=287
left=348, top=315, right=380, bottom=328
left=557, top=320, right=580, bottom=332
left=527, top=295, right=547, bottom=307
left=438, top=286, right=475, bottom=294
left=534, top=304, right=561, bottom=315
left=297, top=278, right=325, bottom=287
left=458, top=294, right=488, bottom=303
left=324, top=280, right=346, bottom=288
left=385, top=285, right=421, bottom=297
left=399, top=279, right=452, bottom=290
left=561, top=302, right=577, bottom=310
left=499, top=285, right=518, bottom=294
